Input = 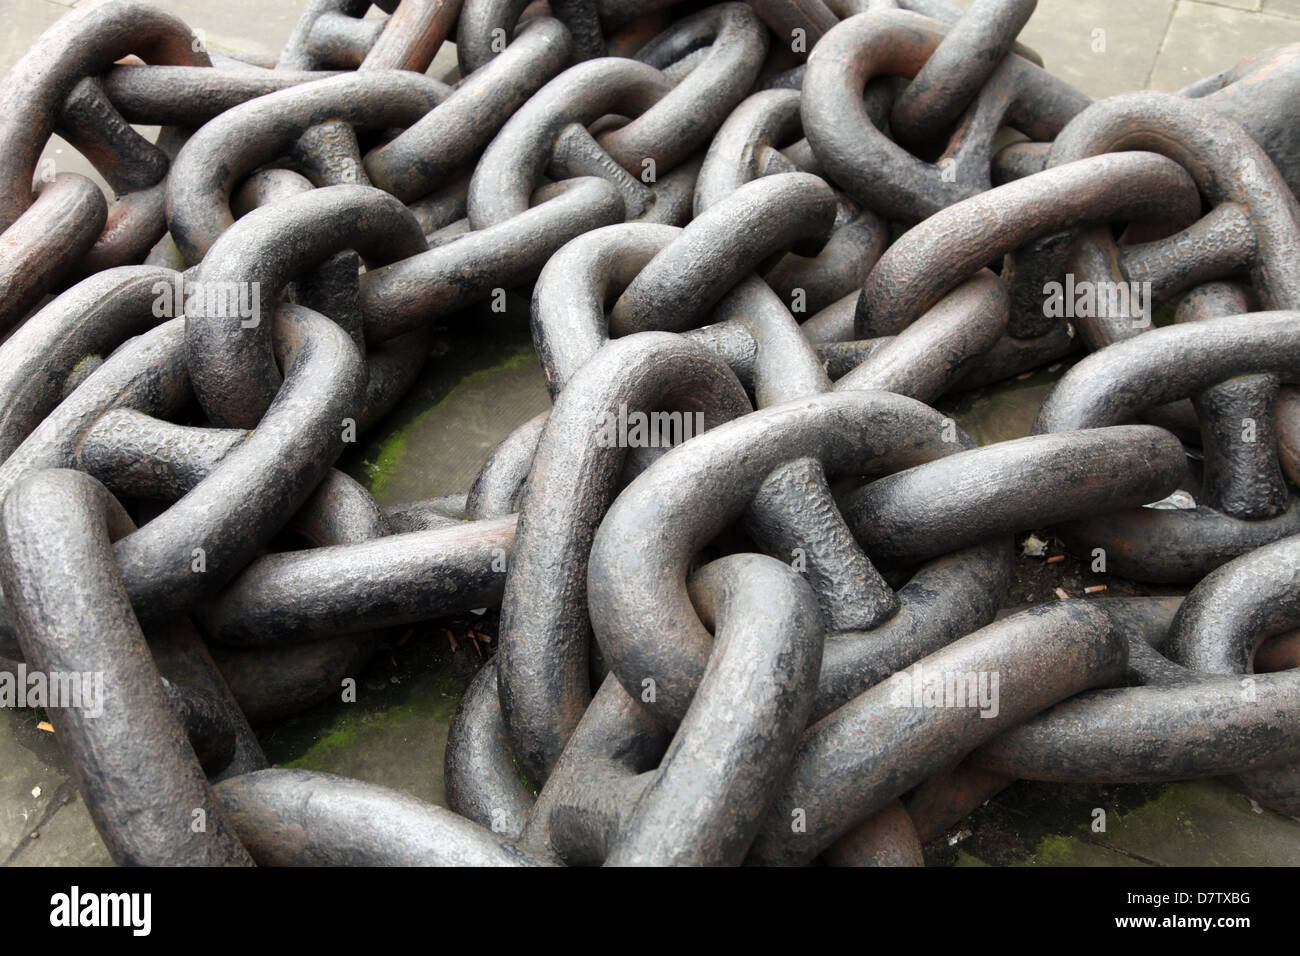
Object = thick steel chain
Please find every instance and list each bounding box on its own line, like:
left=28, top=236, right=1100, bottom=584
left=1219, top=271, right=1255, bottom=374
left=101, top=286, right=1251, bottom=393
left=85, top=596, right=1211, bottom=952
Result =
left=1, top=0, right=1299, bottom=867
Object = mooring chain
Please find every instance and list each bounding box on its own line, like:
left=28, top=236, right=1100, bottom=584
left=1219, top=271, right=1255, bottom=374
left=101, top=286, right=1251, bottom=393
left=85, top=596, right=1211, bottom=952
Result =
left=2, top=0, right=1300, bottom=867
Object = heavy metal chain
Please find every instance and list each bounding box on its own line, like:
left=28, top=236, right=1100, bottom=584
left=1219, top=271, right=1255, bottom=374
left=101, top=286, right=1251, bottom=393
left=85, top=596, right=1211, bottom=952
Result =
left=1, top=0, right=1299, bottom=866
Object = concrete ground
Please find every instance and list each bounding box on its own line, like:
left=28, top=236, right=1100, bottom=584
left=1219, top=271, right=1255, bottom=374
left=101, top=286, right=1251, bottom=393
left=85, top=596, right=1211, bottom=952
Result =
left=3, top=0, right=1300, bottom=866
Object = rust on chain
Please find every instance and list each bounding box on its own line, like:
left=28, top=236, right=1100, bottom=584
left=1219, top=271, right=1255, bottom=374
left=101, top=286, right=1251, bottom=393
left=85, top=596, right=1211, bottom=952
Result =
left=3, top=0, right=1300, bottom=869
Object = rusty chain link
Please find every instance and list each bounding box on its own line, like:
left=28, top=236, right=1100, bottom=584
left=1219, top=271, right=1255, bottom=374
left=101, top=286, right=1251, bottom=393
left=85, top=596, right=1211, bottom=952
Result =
left=1, top=0, right=1300, bottom=867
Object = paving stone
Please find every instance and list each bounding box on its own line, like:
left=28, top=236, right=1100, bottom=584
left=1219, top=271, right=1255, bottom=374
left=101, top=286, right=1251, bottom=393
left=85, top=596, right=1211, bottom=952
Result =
left=1018, top=0, right=1175, bottom=98
left=1186, top=0, right=1262, bottom=14
left=1092, top=780, right=1300, bottom=866
left=1262, top=0, right=1300, bottom=16
left=1263, top=0, right=1300, bottom=17
left=938, top=366, right=1063, bottom=446
left=5, top=791, right=113, bottom=867
left=0, top=711, right=67, bottom=859
left=1150, top=1, right=1300, bottom=89
left=266, top=666, right=464, bottom=808
left=929, top=778, right=1300, bottom=865
left=0, top=709, right=110, bottom=866
left=258, top=615, right=490, bottom=809
left=0, top=0, right=65, bottom=77
left=343, top=295, right=551, bottom=506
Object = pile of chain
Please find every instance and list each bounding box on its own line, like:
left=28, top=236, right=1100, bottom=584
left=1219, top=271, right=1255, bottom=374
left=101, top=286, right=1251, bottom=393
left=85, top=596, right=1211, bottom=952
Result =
left=2, top=0, right=1300, bottom=867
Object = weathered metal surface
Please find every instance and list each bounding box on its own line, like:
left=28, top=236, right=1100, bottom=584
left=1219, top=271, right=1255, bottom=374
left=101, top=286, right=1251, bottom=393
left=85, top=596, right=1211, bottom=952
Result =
left=0, top=469, right=252, bottom=866
left=3, top=0, right=1300, bottom=867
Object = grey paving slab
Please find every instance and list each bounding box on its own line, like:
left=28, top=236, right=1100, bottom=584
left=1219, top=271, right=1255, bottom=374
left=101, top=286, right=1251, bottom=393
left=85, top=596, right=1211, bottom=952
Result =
left=262, top=653, right=469, bottom=809
left=360, top=353, right=551, bottom=506
left=1263, top=0, right=1300, bottom=18
left=939, top=365, right=1063, bottom=446
left=929, top=779, right=1300, bottom=866
left=1189, top=0, right=1262, bottom=14
left=5, top=791, right=113, bottom=867
left=0, top=709, right=111, bottom=866
left=1018, top=0, right=1175, bottom=98
left=1149, top=0, right=1300, bottom=89
left=0, top=0, right=65, bottom=77
left=36, top=136, right=108, bottom=195
left=1099, top=780, right=1300, bottom=865
left=343, top=295, right=551, bottom=506
left=0, top=712, right=66, bottom=858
